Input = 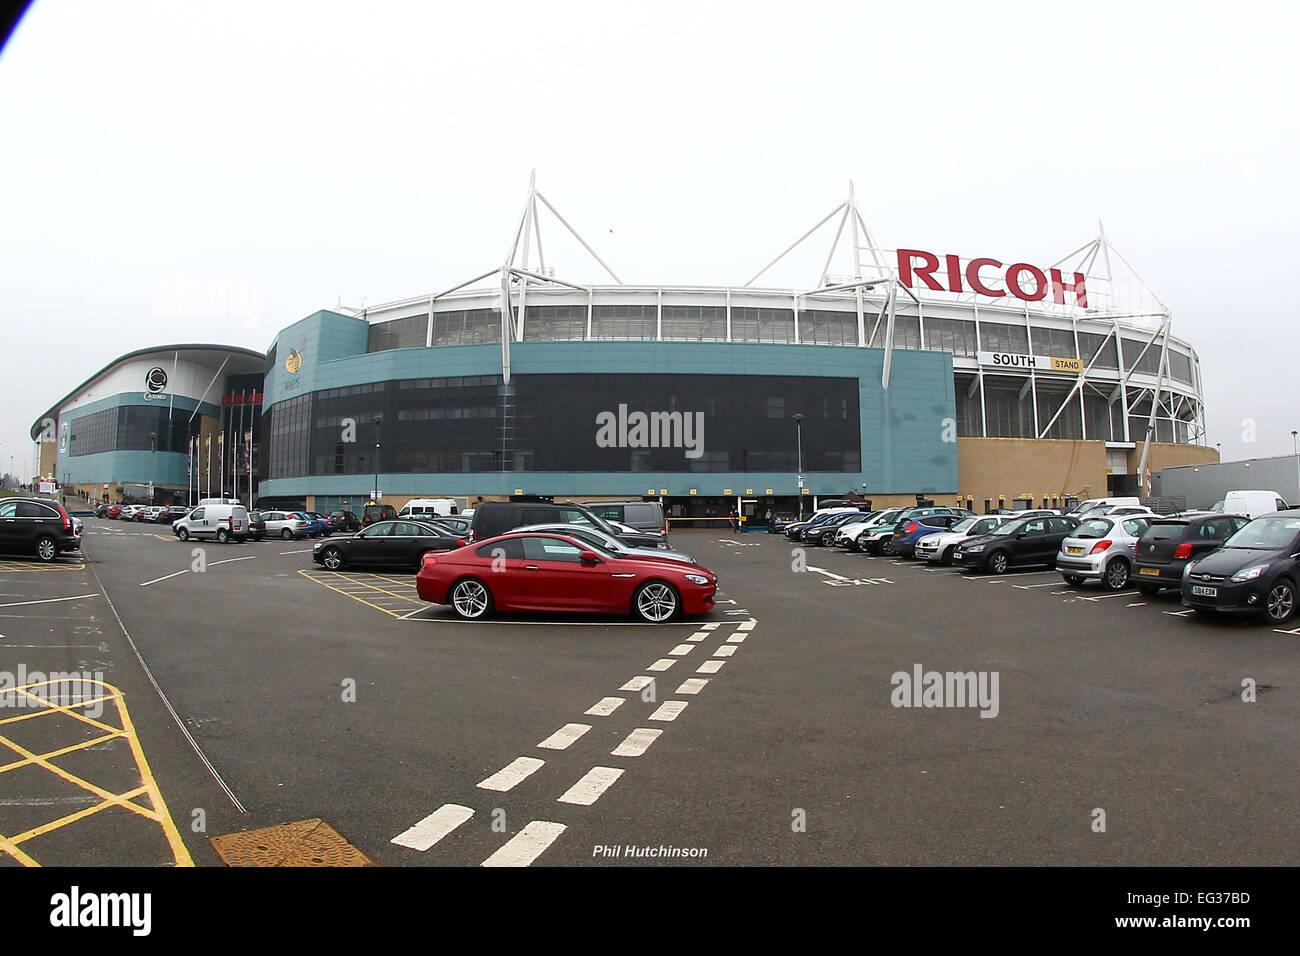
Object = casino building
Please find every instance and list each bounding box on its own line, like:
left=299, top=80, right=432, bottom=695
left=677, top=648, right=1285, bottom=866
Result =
left=33, top=178, right=1217, bottom=518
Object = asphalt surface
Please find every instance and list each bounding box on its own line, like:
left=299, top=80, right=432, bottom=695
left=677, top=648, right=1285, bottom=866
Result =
left=2, top=520, right=1297, bottom=866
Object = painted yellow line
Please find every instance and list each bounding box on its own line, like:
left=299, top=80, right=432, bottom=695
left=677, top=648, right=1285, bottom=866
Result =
left=297, top=570, right=402, bottom=618
left=0, top=833, right=39, bottom=867
left=7, top=787, right=149, bottom=846
left=333, top=573, right=422, bottom=602
left=114, top=681, right=194, bottom=866
left=0, top=730, right=125, bottom=774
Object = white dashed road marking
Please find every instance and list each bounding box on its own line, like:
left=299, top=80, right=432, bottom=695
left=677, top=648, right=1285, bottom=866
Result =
left=478, top=756, right=545, bottom=792
left=675, top=678, right=709, bottom=695
left=392, top=803, right=474, bottom=851
left=713, top=645, right=737, bottom=657
left=700, top=623, right=720, bottom=630
left=646, top=658, right=676, bottom=671
left=736, top=620, right=756, bottom=631
left=611, top=728, right=662, bottom=757
left=726, top=633, right=748, bottom=643
left=619, top=676, right=654, bottom=692
left=697, top=660, right=725, bottom=674
left=558, top=767, right=624, bottom=806
left=649, top=701, right=688, bottom=722
left=538, top=723, right=591, bottom=750
left=669, top=643, right=694, bottom=656
left=585, top=697, right=625, bottom=716
left=481, top=821, right=567, bottom=867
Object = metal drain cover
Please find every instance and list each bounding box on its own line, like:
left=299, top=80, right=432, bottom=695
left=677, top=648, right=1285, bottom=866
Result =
left=210, top=818, right=373, bottom=867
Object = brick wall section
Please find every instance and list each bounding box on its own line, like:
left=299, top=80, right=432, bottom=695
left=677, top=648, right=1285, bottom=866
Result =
left=957, top=437, right=1108, bottom=507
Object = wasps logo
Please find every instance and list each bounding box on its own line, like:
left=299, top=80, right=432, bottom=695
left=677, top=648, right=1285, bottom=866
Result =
left=285, top=349, right=303, bottom=374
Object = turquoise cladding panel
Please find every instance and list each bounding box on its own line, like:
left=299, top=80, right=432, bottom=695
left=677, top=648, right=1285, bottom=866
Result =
left=260, top=338, right=958, bottom=497
left=263, top=310, right=369, bottom=407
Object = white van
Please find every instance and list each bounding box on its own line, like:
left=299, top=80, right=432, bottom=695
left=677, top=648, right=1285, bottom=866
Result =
left=173, top=503, right=251, bottom=543
left=397, top=497, right=460, bottom=520
left=1222, top=490, right=1290, bottom=519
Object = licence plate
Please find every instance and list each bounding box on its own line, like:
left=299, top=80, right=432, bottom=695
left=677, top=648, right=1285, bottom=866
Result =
left=1139, top=567, right=1161, bottom=577
left=1191, top=585, right=1217, bottom=598
left=1066, top=546, right=1083, bottom=555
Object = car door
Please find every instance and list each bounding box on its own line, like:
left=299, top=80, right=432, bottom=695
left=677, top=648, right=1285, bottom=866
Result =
left=354, top=522, right=396, bottom=567
left=1010, top=517, right=1048, bottom=565
left=521, top=535, right=610, bottom=610
left=391, top=521, right=440, bottom=568
left=0, top=500, right=19, bottom=552
left=1042, top=517, right=1075, bottom=561
left=189, top=507, right=207, bottom=536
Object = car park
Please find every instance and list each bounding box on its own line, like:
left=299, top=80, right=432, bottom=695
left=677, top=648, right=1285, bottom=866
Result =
left=135, top=506, right=164, bottom=522
left=171, top=503, right=251, bottom=543
left=257, top=510, right=309, bottom=540
left=1131, top=514, right=1249, bottom=596
left=117, top=505, right=143, bottom=520
left=312, top=519, right=465, bottom=571
left=1056, top=515, right=1154, bottom=590
left=953, top=514, right=1078, bottom=574
left=582, top=500, right=669, bottom=537
left=914, top=514, right=1021, bottom=565
left=513, top=522, right=697, bottom=564
left=0, top=497, right=80, bottom=562
left=1181, top=510, right=1300, bottom=623
left=801, top=511, right=864, bottom=546
left=857, top=506, right=971, bottom=556
left=835, top=509, right=899, bottom=550
left=415, top=531, right=717, bottom=623
left=295, top=512, right=331, bottom=537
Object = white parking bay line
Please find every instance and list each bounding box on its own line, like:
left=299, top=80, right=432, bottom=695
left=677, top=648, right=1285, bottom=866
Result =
left=675, top=678, right=709, bottom=695
left=280, top=549, right=314, bottom=555
left=391, top=803, right=474, bottom=851
left=1127, top=602, right=1147, bottom=607
left=538, top=724, right=591, bottom=750
left=697, top=660, right=725, bottom=674
left=646, top=658, right=676, bottom=671
left=649, top=700, right=688, bottom=722
left=726, top=633, right=748, bottom=643
left=0, top=593, right=100, bottom=607
left=736, top=620, right=756, bottom=631
left=209, top=556, right=256, bottom=567
left=481, top=821, right=567, bottom=867
left=619, top=676, right=654, bottom=692
left=700, top=623, right=721, bottom=630
left=139, top=570, right=188, bottom=587
left=558, top=767, right=624, bottom=806
left=713, top=645, right=737, bottom=657
left=611, top=728, right=662, bottom=757
left=585, top=697, right=625, bottom=716
left=1163, top=609, right=1195, bottom=617
left=478, top=756, right=545, bottom=792
left=688, top=631, right=710, bottom=642
left=669, top=643, right=694, bottom=656
left=807, top=566, right=850, bottom=581
left=1013, top=582, right=1062, bottom=589
left=1080, top=592, right=1133, bottom=601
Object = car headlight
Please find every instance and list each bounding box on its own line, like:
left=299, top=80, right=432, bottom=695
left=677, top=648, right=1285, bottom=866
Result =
left=1182, top=562, right=1194, bottom=578
left=965, top=544, right=984, bottom=552
left=1231, top=565, right=1267, bottom=583
left=684, top=573, right=709, bottom=585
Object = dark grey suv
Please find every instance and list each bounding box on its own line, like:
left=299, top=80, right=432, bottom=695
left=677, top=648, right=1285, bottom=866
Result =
left=0, top=497, right=80, bottom=562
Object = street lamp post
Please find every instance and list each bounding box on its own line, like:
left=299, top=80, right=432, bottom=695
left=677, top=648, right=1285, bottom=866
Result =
left=372, top=416, right=382, bottom=503
left=1292, top=430, right=1298, bottom=506
left=793, top=413, right=805, bottom=517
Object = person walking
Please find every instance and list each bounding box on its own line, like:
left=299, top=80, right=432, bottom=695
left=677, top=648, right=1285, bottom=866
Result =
left=729, top=508, right=739, bottom=533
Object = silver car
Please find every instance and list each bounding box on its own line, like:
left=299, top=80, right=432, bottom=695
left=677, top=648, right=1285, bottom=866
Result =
left=1056, top=515, right=1154, bottom=590
left=259, top=510, right=309, bottom=540
left=512, top=523, right=695, bottom=565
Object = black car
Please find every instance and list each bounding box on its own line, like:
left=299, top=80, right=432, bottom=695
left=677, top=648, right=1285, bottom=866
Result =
left=0, top=497, right=80, bottom=562
left=469, top=500, right=644, bottom=549
left=329, top=510, right=361, bottom=533
left=312, top=519, right=466, bottom=571
left=801, top=512, right=862, bottom=546
left=1181, top=511, right=1300, bottom=624
left=157, top=505, right=189, bottom=524
left=247, top=511, right=267, bottom=541
left=1132, top=513, right=1249, bottom=596
left=362, top=503, right=398, bottom=526
left=953, top=514, right=1078, bottom=574
left=767, top=512, right=797, bottom=534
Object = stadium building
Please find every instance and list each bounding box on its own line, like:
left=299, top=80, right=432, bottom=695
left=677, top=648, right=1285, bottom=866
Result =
left=34, top=178, right=1217, bottom=520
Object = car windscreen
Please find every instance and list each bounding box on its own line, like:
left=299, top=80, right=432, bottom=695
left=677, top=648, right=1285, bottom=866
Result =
left=1223, top=515, right=1300, bottom=550
left=948, top=517, right=977, bottom=533
left=1142, top=521, right=1187, bottom=541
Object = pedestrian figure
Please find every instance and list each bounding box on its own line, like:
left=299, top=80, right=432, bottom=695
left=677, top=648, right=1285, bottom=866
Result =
left=729, top=509, right=739, bottom=533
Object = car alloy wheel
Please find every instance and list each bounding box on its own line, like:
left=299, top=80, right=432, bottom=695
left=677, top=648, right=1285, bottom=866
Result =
left=216, top=528, right=229, bottom=544
left=322, top=547, right=344, bottom=571
left=634, top=581, right=679, bottom=622
left=988, top=551, right=1008, bottom=575
left=281, top=528, right=293, bottom=540
left=35, top=536, right=57, bottom=562
left=1266, top=580, right=1295, bottom=623
left=450, top=578, right=491, bottom=619
left=1103, top=560, right=1129, bottom=591
left=178, top=528, right=189, bottom=541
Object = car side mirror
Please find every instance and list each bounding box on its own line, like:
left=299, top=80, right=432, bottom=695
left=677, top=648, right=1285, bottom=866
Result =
left=1016, top=531, right=1028, bottom=539
left=578, top=550, right=601, bottom=565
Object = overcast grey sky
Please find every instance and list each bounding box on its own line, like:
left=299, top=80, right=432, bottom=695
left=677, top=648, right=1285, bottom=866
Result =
left=2, top=0, right=1297, bottom=479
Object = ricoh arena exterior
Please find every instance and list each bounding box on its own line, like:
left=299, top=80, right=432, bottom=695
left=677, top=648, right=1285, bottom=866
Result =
left=34, top=179, right=1217, bottom=520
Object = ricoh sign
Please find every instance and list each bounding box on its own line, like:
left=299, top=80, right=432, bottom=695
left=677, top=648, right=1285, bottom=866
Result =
left=897, top=249, right=1088, bottom=308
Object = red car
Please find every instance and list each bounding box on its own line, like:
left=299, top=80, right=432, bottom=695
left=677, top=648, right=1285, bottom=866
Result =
left=106, top=504, right=123, bottom=518
left=416, top=532, right=718, bottom=623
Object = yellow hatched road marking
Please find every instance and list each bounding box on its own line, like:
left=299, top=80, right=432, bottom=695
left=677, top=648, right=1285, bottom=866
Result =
left=297, top=570, right=405, bottom=618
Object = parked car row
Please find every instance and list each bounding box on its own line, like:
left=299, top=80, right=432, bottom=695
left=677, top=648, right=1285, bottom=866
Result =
left=0, top=497, right=81, bottom=562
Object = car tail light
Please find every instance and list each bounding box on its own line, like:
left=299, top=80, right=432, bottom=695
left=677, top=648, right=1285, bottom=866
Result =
left=421, top=554, right=438, bottom=568
left=456, top=539, right=467, bottom=547
left=1171, top=542, right=1193, bottom=559
left=1089, top=540, right=1112, bottom=554
left=58, top=506, right=71, bottom=531
left=905, top=522, right=918, bottom=534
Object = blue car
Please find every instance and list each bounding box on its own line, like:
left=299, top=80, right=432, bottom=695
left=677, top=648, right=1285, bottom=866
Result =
left=292, top=512, right=329, bottom=538
left=893, top=513, right=967, bottom=559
